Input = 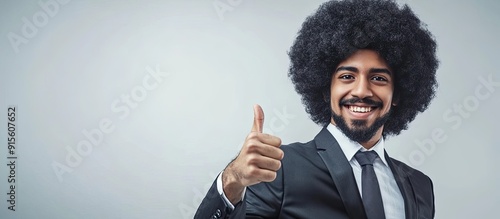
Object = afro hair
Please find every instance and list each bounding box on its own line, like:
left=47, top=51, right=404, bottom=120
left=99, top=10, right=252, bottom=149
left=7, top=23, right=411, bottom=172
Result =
left=288, top=0, right=439, bottom=136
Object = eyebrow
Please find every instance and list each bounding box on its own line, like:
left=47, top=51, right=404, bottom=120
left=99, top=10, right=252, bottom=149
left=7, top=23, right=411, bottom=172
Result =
left=335, top=66, right=392, bottom=75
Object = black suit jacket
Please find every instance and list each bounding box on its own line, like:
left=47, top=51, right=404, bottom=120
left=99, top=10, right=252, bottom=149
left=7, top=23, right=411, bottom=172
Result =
left=195, top=128, right=435, bottom=219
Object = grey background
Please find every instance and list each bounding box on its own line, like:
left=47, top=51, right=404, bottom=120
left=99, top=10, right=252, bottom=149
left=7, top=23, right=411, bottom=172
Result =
left=0, top=0, right=499, bottom=218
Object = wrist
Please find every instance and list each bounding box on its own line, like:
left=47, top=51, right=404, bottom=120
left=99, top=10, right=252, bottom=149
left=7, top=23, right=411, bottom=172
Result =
left=222, top=166, right=245, bottom=204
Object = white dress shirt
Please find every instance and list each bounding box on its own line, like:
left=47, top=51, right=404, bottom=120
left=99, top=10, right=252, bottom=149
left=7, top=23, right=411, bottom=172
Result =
left=327, top=124, right=405, bottom=219
left=217, top=124, right=405, bottom=218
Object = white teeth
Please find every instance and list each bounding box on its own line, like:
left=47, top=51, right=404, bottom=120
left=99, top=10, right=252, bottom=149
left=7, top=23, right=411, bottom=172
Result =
left=349, top=106, right=373, bottom=113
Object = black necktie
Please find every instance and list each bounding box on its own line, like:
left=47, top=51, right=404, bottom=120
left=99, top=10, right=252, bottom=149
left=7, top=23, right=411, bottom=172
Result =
left=354, top=151, right=386, bottom=219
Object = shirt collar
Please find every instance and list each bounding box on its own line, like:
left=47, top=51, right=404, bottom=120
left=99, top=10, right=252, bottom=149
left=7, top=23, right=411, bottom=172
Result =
left=326, top=123, right=388, bottom=166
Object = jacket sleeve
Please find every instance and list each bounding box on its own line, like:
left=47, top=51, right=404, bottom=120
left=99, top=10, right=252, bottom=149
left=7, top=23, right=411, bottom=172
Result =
left=194, top=165, right=284, bottom=219
left=194, top=178, right=246, bottom=219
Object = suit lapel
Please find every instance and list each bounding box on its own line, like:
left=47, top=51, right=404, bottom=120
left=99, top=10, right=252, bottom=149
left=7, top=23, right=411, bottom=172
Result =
left=385, top=151, right=418, bottom=219
left=315, top=128, right=367, bottom=219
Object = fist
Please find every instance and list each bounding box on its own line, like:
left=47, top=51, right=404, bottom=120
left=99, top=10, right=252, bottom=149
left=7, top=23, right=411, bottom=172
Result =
left=222, top=104, right=284, bottom=203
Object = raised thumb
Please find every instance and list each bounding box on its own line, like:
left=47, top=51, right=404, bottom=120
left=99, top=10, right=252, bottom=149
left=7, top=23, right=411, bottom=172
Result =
left=251, top=104, right=264, bottom=133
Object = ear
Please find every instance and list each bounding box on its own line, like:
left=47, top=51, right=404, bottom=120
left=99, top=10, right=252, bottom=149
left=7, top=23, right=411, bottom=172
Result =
left=322, top=90, right=330, bottom=103
left=392, top=94, right=400, bottom=106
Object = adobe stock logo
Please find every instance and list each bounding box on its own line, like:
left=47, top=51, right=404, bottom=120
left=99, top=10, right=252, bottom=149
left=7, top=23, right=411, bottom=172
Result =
left=398, top=73, right=499, bottom=167
left=51, top=65, right=170, bottom=182
left=212, top=0, right=245, bottom=21
left=7, top=0, right=71, bottom=53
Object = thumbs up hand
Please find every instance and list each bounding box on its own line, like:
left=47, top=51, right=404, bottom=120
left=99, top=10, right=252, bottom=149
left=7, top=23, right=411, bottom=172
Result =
left=222, top=104, right=284, bottom=204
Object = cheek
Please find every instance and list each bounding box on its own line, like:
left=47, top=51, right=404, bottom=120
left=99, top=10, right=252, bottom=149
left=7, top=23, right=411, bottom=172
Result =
left=381, top=91, right=394, bottom=110
left=329, top=89, right=343, bottom=108
left=330, top=83, right=347, bottom=100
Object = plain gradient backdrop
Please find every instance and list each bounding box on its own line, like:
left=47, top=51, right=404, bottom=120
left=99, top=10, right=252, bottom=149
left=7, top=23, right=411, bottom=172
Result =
left=0, top=0, right=499, bottom=218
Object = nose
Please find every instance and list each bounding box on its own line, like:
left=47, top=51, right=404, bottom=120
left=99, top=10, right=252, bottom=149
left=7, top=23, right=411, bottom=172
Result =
left=350, top=77, right=373, bottom=99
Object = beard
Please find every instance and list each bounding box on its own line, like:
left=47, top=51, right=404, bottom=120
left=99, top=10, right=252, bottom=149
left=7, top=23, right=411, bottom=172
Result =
left=331, top=98, right=392, bottom=143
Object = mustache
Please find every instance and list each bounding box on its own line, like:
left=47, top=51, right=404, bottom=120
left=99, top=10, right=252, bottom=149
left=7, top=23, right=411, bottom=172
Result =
left=339, top=97, right=383, bottom=107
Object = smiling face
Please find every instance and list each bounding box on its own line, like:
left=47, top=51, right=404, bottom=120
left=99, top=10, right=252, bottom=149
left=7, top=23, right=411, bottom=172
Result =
left=330, top=49, right=395, bottom=148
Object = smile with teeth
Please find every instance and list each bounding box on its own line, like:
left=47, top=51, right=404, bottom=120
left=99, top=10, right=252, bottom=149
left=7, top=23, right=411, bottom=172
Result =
left=348, top=105, right=374, bottom=113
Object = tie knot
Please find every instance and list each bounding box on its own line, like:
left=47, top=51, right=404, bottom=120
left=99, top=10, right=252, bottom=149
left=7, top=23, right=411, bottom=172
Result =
left=354, top=151, right=378, bottom=166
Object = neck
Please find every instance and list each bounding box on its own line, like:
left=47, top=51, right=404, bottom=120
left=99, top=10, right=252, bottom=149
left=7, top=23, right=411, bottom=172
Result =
left=329, top=119, right=385, bottom=150
left=359, top=127, right=383, bottom=149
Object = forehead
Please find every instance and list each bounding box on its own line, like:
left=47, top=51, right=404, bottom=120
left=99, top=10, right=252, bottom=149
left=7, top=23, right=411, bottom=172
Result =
left=336, top=49, right=391, bottom=70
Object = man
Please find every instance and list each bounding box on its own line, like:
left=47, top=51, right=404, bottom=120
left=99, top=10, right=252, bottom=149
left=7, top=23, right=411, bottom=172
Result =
left=196, top=0, right=438, bottom=218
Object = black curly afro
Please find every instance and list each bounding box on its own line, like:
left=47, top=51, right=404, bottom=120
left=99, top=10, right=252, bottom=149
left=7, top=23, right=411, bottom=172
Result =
left=288, top=0, right=438, bottom=136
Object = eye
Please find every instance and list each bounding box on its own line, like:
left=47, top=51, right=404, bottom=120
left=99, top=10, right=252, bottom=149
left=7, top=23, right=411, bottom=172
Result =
left=339, top=74, right=354, bottom=80
left=371, top=76, right=388, bottom=82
